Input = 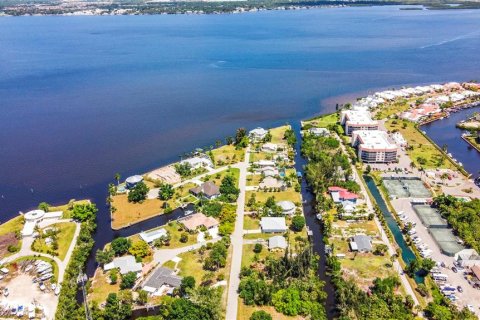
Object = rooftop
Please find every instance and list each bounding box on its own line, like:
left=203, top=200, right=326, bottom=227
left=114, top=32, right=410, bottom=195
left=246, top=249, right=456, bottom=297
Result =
left=143, top=266, right=182, bottom=290
left=260, top=217, right=287, bottom=232
left=180, top=212, right=219, bottom=231
left=189, top=181, right=220, bottom=198
left=351, top=235, right=372, bottom=252
left=139, top=228, right=168, bottom=243
left=269, top=235, right=287, bottom=249
left=352, top=130, right=397, bottom=151
left=341, top=110, right=377, bottom=125
left=104, top=255, right=143, bottom=274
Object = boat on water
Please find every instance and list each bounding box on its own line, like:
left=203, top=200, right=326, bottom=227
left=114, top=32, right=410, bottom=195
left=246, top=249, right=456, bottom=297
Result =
left=316, top=213, right=322, bottom=221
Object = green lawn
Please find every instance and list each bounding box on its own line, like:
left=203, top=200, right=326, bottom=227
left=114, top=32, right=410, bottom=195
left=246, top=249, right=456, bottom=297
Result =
left=385, top=119, right=456, bottom=170
left=374, top=98, right=410, bottom=120
left=302, top=113, right=339, bottom=129
left=246, top=174, right=263, bottom=187
left=245, top=190, right=301, bottom=210
left=211, top=145, right=245, bottom=167
left=269, top=125, right=290, bottom=144
left=243, top=232, right=281, bottom=240
left=0, top=216, right=24, bottom=236
left=243, top=215, right=260, bottom=230
left=163, top=222, right=197, bottom=248
left=32, top=222, right=77, bottom=261
left=202, top=167, right=240, bottom=187
left=249, top=151, right=274, bottom=163
left=88, top=269, right=121, bottom=305
left=241, top=243, right=283, bottom=268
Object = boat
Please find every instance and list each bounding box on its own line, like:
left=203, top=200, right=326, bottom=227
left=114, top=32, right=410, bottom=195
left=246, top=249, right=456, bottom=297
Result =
left=316, top=213, right=323, bottom=221
left=39, top=273, right=53, bottom=281
left=17, top=305, right=24, bottom=317
left=55, top=285, right=61, bottom=296
left=25, top=265, right=33, bottom=272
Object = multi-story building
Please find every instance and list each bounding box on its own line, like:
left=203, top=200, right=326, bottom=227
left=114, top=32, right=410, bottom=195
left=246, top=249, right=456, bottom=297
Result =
left=340, top=110, right=379, bottom=135
left=351, top=130, right=398, bottom=163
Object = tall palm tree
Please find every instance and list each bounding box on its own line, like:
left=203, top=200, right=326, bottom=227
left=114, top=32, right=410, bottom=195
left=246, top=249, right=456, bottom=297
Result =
left=114, top=173, right=121, bottom=186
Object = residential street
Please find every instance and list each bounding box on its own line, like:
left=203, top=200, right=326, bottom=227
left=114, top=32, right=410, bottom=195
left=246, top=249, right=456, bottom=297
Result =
left=225, top=147, right=250, bottom=320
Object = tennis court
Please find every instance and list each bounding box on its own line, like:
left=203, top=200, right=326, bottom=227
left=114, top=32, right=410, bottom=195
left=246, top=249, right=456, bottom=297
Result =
left=413, top=205, right=448, bottom=228
left=430, top=228, right=465, bottom=257
left=383, top=177, right=431, bottom=198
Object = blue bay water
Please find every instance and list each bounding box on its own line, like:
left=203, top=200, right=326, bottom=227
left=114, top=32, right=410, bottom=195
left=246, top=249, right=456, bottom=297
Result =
left=1, top=6, right=480, bottom=222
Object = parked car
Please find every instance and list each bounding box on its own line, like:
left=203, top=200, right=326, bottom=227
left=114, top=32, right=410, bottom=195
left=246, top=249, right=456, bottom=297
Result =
left=457, top=286, right=463, bottom=293
left=452, top=266, right=458, bottom=273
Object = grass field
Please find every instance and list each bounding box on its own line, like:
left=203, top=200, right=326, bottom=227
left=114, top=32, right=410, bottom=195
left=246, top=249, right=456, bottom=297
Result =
left=249, top=151, right=274, bottom=163
left=269, top=125, right=290, bottom=144
left=385, top=119, right=455, bottom=170
left=302, top=113, right=339, bottom=129
left=237, top=300, right=303, bottom=320
left=246, top=174, right=263, bottom=187
left=374, top=98, right=410, bottom=120
left=32, top=222, right=77, bottom=261
left=211, top=145, right=245, bottom=167
left=245, top=190, right=301, bottom=209
left=243, top=215, right=260, bottom=230
left=88, top=269, right=121, bottom=305
left=163, top=221, right=197, bottom=248
left=202, top=167, right=240, bottom=187
left=241, top=243, right=283, bottom=268
left=0, top=216, right=23, bottom=236
left=111, top=182, right=196, bottom=229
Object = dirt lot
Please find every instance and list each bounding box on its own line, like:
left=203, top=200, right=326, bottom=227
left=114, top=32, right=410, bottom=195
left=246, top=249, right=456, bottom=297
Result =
left=1, top=274, right=58, bottom=319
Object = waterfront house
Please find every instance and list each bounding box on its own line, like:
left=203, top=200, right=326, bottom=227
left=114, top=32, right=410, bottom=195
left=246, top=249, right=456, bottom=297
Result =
left=308, top=127, right=330, bottom=137
left=259, top=176, right=286, bottom=190
left=258, top=166, right=279, bottom=177
left=249, top=127, right=268, bottom=142
left=104, top=255, right=143, bottom=275
left=180, top=156, right=213, bottom=170
left=142, top=266, right=182, bottom=296
left=179, top=212, right=219, bottom=231
left=21, top=209, right=63, bottom=238
left=276, top=200, right=296, bottom=215
left=455, top=249, right=480, bottom=268
left=268, top=235, right=287, bottom=250
left=189, top=181, right=220, bottom=199
left=126, top=175, right=143, bottom=189
left=139, top=228, right=168, bottom=244
left=349, top=235, right=372, bottom=253
left=260, top=217, right=287, bottom=233
left=261, top=143, right=278, bottom=153
left=328, top=186, right=358, bottom=204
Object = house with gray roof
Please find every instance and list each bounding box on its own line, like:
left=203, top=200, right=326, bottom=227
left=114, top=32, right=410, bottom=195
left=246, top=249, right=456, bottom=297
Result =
left=260, top=217, right=287, bottom=233
left=349, top=235, right=372, bottom=253
left=142, top=267, right=183, bottom=296
left=104, top=255, right=143, bottom=275
left=269, top=235, right=287, bottom=250
left=189, top=181, right=220, bottom=199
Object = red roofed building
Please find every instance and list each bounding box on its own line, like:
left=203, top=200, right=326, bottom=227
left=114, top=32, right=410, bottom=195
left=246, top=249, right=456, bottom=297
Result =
left=328, top=187, right=359, bottom=204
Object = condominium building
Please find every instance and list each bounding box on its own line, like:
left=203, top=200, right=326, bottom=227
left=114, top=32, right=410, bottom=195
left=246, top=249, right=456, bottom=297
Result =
left=351, top=130, right=398, bottom=163
left=340, top=110, right=379, bottom=135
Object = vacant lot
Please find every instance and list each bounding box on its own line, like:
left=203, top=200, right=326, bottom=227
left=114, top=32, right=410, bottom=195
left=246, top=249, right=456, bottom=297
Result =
left=88, top=268, right=121, bottom=305
left=32, top=222, right=77, bottom=261
left=245, top=190, right=301, bottom=210
left=302, top=113, right=339, bottom=129
left=211, top=145, right=245, bottom=166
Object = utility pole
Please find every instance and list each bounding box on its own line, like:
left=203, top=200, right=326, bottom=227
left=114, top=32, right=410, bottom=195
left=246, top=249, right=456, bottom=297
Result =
left=77, top=269, right=92, bottom=320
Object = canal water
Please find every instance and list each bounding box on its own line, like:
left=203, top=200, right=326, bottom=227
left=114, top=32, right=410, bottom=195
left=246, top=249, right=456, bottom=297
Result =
left=363, top=175, right=423, bottom=284
left=422, top=106, right=480, bottom=179
left=292, top=122, right=336, bottom=318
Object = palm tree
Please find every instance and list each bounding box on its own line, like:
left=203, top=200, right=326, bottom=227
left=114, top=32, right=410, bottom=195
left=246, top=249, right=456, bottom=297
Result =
left=114, top=173, right=121, bottom=186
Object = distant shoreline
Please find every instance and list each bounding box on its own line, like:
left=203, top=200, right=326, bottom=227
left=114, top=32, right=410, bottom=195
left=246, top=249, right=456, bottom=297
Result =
left=1, top=1, right=480, bottom=17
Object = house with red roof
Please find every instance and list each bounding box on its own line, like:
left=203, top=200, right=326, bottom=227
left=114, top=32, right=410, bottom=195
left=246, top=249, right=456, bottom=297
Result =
left=328, top=186, right=359, bottom=204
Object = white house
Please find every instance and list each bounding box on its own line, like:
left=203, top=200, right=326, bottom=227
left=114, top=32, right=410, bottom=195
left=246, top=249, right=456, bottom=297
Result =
left=254, top=160, right=276, bottom=168
left=261, top=143, right=278, bottom=153
left=260, top=217, right=287, bottom=233
left=126, top=175, right=143, bottom=189
left=249, top=127, right=268, bottom=142
left=180, top=156, right=213, bottom=169
left=308, top=128, right=329, bottom=137
left=276, top=201, right=296, bottom=215
left=104, top=255, right=142, bottom=275
left=139, top=228, right=168, bottom=244
left=21, top=209, right=63, bottom=238
left=269, top=235, right=287, bottom=250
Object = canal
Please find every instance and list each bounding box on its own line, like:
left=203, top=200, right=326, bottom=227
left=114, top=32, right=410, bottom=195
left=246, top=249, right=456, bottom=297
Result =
left=363, top=175, right=423, bottom=284
left=292, top=122, right=336, bottom=319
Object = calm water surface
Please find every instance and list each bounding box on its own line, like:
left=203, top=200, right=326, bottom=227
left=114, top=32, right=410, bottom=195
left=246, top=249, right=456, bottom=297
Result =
left=1, top=6, right=480, bottom=278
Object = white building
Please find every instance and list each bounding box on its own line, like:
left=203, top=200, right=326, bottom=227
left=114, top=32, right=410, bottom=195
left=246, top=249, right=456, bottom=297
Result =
left=125, top=175, right=143, bottom=189
left=249, top=127, right=268, bottom=142
left=254, top=160, right=276, bottom=167
left=391, top=132, right=407, bottom=147
left=340, top=110, right=379, bottom=136
left=139, top=228, right=168, bottom=244
left=260, top=217, right=287, bottom=233
left=276, top=201, right=296, bottom=215
left=351, top=130, right=398, bottom=163
left=308, top=127, right=329, bottom=137
left=104, top=255, right=142, bottom=275
left=268, top=235, right=288, bottom=250
left=21, top=209, right=63, bottom=238
left=180, top=156, right=213, bottom=169
left=261, top=143, right=278, bottom=153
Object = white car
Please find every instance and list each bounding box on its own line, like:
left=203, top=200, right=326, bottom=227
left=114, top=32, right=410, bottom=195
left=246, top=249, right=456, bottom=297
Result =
left=467, top=305, right=475, bottom=313
left=407, top=229, right=417, bottom=235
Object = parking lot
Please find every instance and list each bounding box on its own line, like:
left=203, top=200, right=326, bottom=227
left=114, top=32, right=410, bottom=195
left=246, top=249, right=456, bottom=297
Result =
left=391, top=198, right=480, bottom=316
left=0, top=259, right=60, bottom=319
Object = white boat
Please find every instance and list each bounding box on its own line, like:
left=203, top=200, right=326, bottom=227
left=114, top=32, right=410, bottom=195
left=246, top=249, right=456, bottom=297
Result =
left=55, top=285, right=61, bottom=296
left=25, top=265, right=33, bottom=272
left=316, top=214, right=322, bottom=221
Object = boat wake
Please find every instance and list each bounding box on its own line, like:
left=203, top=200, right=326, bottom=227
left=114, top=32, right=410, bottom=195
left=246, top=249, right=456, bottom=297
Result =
left=420, top=30, right=480, bottom=49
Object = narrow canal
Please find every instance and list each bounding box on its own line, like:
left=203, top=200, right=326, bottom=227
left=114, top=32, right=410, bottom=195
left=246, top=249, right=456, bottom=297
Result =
left=292, top=122, right=336, bottom=319
left=363, top=175, right=423, bottom=284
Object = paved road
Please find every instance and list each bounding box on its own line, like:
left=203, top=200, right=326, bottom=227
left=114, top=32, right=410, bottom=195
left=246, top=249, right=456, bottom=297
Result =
left=225, top=147, right=250, bottom=320
left=336, top=134, right=420, bottom=306
left=4, top=219, right=81, bottom=283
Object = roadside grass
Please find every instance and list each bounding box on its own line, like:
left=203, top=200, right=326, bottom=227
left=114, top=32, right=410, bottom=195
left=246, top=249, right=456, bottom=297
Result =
left=88, top=269, right=120, bottom=305
left=211, top=145, right=245, bottom=167
left=176, top=250, right=207, bottom=284
left=241, top=243, right=282, bottom=268
left=202, top=167, right=240, bottom=187
left=243, top=232, right=280, bottom=240
left=245, top=190, right=301, bottom=209
left=237, top=301, right=303, bottom=320
left=243, top=215, right=260, bottom=230
left=111, top=182, right=196, bottom=230
left=32, top=222, right=77, bottom=261
left=246, top=174, right=263, bottom=187
left=162, top=260, right=176, bottom=269
left=302, top=113, right=339, bottom=129
left=385, top=119, right=455, bottom=170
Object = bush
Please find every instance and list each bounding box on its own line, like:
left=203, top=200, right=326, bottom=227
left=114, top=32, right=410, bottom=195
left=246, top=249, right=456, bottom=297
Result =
left=7, top=245, right=19, bottom=253
left=250, top=310, right=272, bottom=320
left=120, top=271, right=137, bottom=289
left=128, top=181, right=149, bottom=203
left=253, top=243, right=263, bottom=254
left=111, top=237, right=132, bottom=256
left=291, top=216, right=305, bottom=232
left=180, top=233, right=189, bottom=243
